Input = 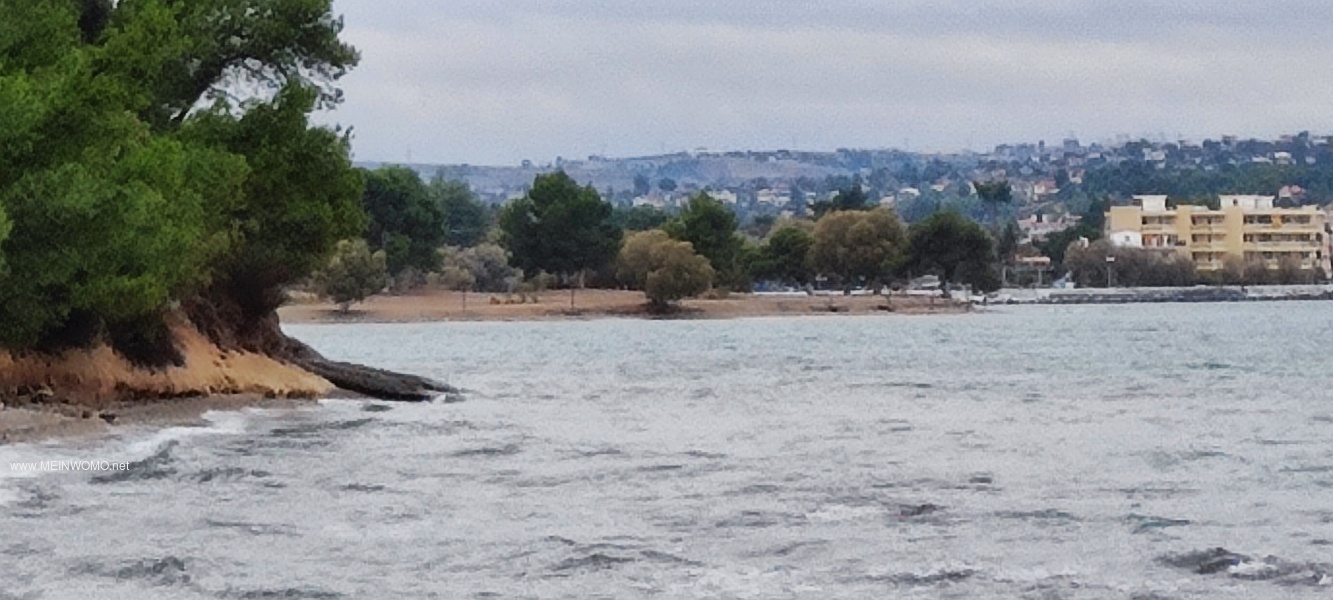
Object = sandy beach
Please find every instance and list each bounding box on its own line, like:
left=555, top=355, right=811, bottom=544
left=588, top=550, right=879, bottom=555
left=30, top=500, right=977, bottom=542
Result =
left=278, top=288, right=968, bottom=323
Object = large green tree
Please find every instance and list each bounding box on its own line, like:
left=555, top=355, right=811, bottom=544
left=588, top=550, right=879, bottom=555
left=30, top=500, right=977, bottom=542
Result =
left=431, top=174, right=489, bottom=247
left=973, top=180, right=1013, bottom=229
left=810, top=208, right=907, bottom=293
left=498, top=172, right=621, bottom=306
left=361, top=166, right=445, bottom=276
left=664, top=193, right=745, bottom=288
left=750, top=224, right=814, bottom=287
left=0, top=0, right=363, bottom=348
left=184, top=84, right=364, bottom=313
left=906, top=211, right=999, bottom=294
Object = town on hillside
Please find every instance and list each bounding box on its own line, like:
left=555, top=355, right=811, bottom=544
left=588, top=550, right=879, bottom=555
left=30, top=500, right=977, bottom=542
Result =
left=357, top=131, right=1333, bottom=288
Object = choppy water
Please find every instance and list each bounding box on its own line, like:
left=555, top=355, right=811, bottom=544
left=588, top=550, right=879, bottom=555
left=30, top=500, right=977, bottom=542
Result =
left=3, top=304, right=1333, bottom=599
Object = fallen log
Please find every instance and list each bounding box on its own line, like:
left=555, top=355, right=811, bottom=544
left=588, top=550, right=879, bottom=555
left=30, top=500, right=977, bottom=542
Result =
left=282, top=337, right=458, bottom=402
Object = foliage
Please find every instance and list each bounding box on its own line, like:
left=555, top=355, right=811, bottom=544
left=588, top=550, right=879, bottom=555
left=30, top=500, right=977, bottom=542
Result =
left=437, top=264, right=476, bottom=294
left=185, top=84, right=365, bottom=312
left=104, top=0, right=359, bottom=130
left=997, top=221, right=1021, bottom=263
left=973, top=180, right=1012, bottom=227
left=1063, top=240, right=1197, bottom=288
left=905, top=211, right=998, bottom=292
left=361, top=166, right=444, bottom=275
left=743, top=214, right=778, bottom=239
left=616, top=230, right=714, bottom=308
left=811, top=182, right=870, bottom=218
left=438, top=243, right=519, bottom=293
left=312, top=239, right=386, bottom=312
left=810, top=208, right=906, bottom=291
left=0, top=0, right=363, bottom=347
left=663, top=193, right=745, bottom=288
left=749, top=225, right=814, bottom=287
left=498, top=171, right=621, bottom=285
left=431, top=175, right=489, bottom=247
left=611, top=205, right=671, bottom=231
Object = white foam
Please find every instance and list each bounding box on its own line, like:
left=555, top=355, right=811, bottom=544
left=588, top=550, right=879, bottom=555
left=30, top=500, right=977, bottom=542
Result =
left=805, top=503, right=885, bottom=522
left=117, top=409, right=252, bottom=461
left=1227, top=560, right=1278, bottom=578
left=0, top=444, right=43, bottom=505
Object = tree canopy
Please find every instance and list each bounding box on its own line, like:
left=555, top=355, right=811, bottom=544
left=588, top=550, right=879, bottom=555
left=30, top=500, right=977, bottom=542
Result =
left=810, top=208, right=906, bottom=292
left=664, top=193, right=745, bottom=288
left=906, top=211, right=999, bottom=293
left=362, top=166, right=445, bottom=276
left=0, top=0, right=363, bottom=348
left=498, top=171, right=621, bottom=284
left=750, top=224, right=814, bottom=287
left=431, top=175, right=489, bottom=248
left=313, top=239, right=387, bottom=312
left=617, top=230, right=713, bottom=309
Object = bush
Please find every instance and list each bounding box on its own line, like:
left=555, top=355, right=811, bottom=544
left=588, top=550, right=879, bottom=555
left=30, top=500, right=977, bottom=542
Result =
left=617, top=230, right=714, bottom=308
left=1064, top=240, right=1198, bottom=287
left=312, top=239, right=388, bottom=312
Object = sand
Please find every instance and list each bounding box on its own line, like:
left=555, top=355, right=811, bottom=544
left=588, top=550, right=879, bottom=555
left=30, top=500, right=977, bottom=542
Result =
left=278, top=288, right=968, bottom=324
left=0, top=313, right=336, bottom=444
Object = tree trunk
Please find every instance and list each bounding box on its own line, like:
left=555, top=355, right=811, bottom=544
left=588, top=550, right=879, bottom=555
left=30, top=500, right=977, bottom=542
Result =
left=184, top=293, right=457, bottom=402
left=284, top=337, right=457, bottom=402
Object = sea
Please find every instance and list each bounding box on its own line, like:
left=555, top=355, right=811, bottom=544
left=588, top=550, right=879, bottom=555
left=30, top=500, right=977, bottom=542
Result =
left=2, top=303, right=1332, bottom=599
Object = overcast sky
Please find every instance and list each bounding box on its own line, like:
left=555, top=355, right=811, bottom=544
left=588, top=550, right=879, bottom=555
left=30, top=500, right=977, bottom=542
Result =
left=318, top=1, right=1333, bottom=166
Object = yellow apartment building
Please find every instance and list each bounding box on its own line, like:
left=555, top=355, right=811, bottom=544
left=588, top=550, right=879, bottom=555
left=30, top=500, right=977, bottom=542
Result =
left=1106, top=195, right=1328, bottom=274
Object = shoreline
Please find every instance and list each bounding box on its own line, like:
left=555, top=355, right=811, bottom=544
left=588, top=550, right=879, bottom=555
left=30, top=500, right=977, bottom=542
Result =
left=0, top=394, right=324, bottom=446
left=278, top=288, right=970, bottom=324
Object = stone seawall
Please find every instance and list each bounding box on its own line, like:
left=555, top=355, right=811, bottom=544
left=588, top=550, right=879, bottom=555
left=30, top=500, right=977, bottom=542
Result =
left=992, top=285, right=1333, bottom=305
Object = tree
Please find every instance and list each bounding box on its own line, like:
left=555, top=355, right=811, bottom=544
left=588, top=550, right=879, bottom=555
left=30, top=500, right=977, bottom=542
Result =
left=906, top=211, right=998, bottom=294
left=437, top=264, right=476, bottom=310
left=103, top=0, right=359, bottom=131
left=664, top=193, right=745, bottom=288
left=750, top=225, right=814, bottom=287
left=361, top=166, right=445, bottom=277
left=0, top=5, right=249, bottom=346
left=810, top=208, right=906, bottom=293
left=498, top=172, right=621, bottom=307
left=973, top=180, right=1013, bottom=229
left=1064, top=240, right=1198, bottom=288
left=611, top=205, right=671, bottom=231
left=312, top=239, right=387, bottom=312
left=811, top=183, right=871, bottom=218
left=658, top=177, right=677, bottom=192
left=184, top=84, right=366, bottom=313
left=0, top=0, right=364, bottom=350
left=431, top=174, right=488, bottom=247
left=616, top=230, right=713, bottom=309
left=440, top=243, right=518, bottom=293
left=632, top=173, right=651, bottom=196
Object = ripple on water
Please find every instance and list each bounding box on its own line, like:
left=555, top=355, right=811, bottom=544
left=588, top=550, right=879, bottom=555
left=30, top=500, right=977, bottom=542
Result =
left=451, top=443, right=521, bottom=458
left=1157, top=547, right=1333, bottom=588
left=70, top=556, right=191, bottom=587
left=90, top=441, right=178, bottom=484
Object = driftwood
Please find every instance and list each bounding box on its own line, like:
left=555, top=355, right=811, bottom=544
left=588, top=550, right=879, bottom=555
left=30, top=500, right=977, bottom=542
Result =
left=283, top=337, right=457, bottom=402
left=184, top=294, right=459, bottom=403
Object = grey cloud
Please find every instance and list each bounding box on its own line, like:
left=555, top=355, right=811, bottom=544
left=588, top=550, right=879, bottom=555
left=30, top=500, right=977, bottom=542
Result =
left=320, top=1, right=1333, bottom=165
